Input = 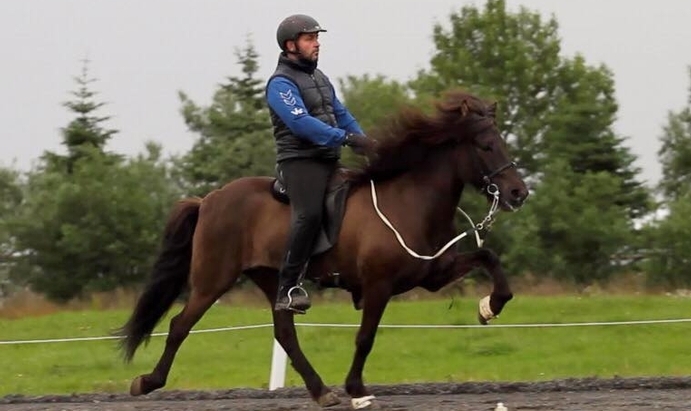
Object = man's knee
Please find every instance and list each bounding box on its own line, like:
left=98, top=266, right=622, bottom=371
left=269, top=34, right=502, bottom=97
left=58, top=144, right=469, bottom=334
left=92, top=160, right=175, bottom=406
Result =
left=294, top=208, right=323, bottom=229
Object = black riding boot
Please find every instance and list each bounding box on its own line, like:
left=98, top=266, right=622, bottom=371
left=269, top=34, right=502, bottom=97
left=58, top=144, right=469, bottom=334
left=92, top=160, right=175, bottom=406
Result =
left=273, top=158, right=335, bottom=314
left=274, top=263, right=311, bottom=314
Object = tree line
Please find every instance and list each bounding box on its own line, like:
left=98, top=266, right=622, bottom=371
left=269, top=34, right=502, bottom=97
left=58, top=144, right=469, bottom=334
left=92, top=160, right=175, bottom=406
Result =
left=1, top=0, right=690, bottom=302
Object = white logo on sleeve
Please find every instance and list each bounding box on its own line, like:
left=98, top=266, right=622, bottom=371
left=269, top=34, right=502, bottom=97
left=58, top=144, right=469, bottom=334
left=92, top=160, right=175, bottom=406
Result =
left=280, top=90, right=296, bottom=106
left=290, top=107, right=304, bottom=116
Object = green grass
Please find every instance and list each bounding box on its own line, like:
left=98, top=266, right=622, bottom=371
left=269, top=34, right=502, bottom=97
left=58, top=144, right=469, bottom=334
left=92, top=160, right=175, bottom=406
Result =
left=1, top=295, right=690, bottom=396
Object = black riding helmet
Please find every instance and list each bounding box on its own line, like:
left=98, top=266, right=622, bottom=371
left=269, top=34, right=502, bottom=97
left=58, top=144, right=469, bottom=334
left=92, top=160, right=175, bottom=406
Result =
left=276, top=14, right=327, bottom=51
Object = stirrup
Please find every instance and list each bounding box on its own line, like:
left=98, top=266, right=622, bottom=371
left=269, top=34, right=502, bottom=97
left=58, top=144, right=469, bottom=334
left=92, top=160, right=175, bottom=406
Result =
left=275, top=285, right=311, bottom=314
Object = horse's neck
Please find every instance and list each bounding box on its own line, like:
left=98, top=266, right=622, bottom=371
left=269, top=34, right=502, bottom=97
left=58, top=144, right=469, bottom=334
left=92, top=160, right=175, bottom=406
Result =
left=387, top=153, right=464, bottom=232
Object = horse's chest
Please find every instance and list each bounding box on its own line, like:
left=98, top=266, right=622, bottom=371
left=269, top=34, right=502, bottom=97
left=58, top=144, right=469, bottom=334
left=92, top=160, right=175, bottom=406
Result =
left=389, top=260, right=438, bottom=292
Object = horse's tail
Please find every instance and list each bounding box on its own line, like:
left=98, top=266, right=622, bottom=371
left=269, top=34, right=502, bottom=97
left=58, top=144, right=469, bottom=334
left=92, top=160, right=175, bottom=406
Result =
left=116, top=197, right=202, bottom=362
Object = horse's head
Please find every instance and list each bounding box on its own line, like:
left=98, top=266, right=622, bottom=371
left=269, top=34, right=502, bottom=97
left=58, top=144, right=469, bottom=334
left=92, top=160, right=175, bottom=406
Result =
left=438, top=91, right=529, bottom=211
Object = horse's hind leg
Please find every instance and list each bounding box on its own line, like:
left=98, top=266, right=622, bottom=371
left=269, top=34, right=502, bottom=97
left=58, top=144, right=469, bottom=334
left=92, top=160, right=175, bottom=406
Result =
left=129, top=287, right=225, bottom=395
left=345, top=282, right=392, bottom=410
left=246, top=269, right=340, bottom=408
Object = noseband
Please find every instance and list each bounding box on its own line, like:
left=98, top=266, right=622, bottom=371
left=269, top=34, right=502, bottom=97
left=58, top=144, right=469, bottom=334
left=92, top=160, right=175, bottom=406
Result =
left=482, top=161, right=517, bottom=187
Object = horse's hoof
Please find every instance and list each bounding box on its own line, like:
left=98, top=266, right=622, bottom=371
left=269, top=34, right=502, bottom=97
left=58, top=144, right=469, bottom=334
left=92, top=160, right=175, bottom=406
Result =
left=130, top=375, right=162, bottom=396
left=351, top=395, right=377, bottom=409
left=478, top=295, right=496, bottom=325
left=317, top=391, right=341, bottom=407
left=129, top=376, right=144, bottom=396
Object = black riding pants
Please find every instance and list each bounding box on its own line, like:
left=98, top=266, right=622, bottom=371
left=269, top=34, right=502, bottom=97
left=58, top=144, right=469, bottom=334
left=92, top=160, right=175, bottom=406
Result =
left=277, top=158, right=337, bottom=276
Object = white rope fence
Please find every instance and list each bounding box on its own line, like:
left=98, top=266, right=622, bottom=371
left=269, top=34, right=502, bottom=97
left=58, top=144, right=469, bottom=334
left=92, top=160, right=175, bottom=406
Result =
left=0, top=323, right=274, bottom=345
left=3, top=318, right=690, bottom=390
left=2, top=318, right=691, bottom=345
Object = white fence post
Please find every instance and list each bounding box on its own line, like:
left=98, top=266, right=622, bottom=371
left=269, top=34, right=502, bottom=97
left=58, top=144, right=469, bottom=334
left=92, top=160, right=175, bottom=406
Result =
left=269, top=338, right=288, bottom=390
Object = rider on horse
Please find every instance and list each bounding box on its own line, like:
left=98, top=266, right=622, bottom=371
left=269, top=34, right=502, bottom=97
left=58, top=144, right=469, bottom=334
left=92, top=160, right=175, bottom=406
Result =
left=265, top=14, right=373, bottom=313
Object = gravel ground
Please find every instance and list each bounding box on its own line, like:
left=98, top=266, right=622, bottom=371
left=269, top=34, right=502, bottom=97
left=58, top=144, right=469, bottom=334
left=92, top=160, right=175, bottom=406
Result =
left=2, top=376, right=691, bottom=410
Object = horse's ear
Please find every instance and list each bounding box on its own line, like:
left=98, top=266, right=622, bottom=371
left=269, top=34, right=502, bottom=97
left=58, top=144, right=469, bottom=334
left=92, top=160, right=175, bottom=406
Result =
left=460, top=99, right=470, bottom=117
left=488, top=102, right=498, bottom=117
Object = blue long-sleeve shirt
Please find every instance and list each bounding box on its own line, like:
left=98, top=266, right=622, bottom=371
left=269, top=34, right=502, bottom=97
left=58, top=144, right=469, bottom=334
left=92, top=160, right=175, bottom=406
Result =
left=266, top=76, right=364, bottom=147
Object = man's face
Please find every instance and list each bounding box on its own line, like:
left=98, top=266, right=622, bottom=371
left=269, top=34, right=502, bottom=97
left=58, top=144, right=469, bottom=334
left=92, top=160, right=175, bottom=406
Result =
left=288, top=33, right=320, bottom=62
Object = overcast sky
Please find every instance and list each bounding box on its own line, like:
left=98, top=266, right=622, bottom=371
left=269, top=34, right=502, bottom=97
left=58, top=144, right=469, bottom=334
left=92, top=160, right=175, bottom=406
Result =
left=2, top=0, right=690, bottom=187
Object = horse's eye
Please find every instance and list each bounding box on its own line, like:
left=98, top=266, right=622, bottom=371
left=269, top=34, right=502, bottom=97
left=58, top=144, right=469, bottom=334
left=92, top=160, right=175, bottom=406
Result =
left=477, top=139, right=493, bottom=151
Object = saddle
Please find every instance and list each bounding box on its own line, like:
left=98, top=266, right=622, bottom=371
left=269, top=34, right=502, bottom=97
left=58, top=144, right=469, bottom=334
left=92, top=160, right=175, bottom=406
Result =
left=270, top=169, right=351, bottom=256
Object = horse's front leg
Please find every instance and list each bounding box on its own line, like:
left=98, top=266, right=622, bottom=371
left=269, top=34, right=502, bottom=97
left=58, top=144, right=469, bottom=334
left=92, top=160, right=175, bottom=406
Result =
left=420, top=248, right=513, bottom=324
left=345, top=281, right=392, bottom=410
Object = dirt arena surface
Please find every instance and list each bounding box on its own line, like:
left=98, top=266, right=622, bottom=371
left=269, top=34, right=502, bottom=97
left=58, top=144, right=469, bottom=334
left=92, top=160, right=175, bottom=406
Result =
left=2, top=376, right=691, bottom=410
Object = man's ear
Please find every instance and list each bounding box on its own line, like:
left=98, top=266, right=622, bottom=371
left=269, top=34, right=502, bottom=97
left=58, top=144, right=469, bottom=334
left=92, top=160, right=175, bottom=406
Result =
left=286, top=40, right=296, bottom=52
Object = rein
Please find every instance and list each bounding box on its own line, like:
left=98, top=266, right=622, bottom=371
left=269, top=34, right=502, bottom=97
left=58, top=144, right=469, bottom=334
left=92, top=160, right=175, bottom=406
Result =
left=369, top=180, right=501, bottom=260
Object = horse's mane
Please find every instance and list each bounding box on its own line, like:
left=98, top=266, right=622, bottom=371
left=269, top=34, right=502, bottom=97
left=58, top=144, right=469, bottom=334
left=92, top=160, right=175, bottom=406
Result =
left=347, top=89, right=495, bottom=185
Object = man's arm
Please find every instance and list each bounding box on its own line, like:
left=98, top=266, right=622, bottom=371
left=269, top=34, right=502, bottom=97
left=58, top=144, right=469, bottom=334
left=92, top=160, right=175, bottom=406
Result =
left=332, top=86, right=365, bottom=135
left=266, top=77, right=346, bottom=147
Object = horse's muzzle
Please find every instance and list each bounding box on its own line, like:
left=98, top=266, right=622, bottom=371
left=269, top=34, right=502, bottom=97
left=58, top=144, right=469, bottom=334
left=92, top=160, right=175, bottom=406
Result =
left=505, top=187, right=529, bottom=210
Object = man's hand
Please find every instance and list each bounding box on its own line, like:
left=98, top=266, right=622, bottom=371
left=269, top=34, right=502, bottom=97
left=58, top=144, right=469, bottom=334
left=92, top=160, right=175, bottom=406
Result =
left=343, top=132, right=376, bottom=156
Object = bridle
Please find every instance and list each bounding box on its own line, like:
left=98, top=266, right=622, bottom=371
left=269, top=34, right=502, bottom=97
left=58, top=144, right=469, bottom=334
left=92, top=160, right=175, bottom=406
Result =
left=483, top=161, right=517, bottom=186
left=466, top=116, right=517, bottom=199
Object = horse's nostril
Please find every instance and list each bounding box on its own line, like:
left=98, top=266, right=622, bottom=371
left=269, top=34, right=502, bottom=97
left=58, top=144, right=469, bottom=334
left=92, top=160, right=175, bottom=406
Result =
left=511, top=188, right=524, bottom=202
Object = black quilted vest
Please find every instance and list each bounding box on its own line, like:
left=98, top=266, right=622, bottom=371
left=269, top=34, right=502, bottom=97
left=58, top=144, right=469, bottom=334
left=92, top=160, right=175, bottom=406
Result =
left=268, top=54, right=341, bottom=162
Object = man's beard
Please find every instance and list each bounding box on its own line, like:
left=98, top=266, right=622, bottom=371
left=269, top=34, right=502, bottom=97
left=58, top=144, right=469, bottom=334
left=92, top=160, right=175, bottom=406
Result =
left=296, top=48, right=318, bottom=70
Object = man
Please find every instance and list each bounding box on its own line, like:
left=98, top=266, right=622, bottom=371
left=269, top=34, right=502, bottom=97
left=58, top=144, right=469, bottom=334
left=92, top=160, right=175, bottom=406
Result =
left=266, top=14, right=372, bottom=313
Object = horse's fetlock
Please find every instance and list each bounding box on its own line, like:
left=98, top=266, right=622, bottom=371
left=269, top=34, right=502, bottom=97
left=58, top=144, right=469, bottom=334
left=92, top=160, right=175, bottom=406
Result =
left=345, top=379, right=364, bottom=397
left=489, top=292, right=513, bottom=315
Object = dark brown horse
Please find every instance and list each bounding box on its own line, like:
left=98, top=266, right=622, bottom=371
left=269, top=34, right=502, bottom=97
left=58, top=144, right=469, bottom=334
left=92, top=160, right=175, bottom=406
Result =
left=117, top=89, right=529, bottom=409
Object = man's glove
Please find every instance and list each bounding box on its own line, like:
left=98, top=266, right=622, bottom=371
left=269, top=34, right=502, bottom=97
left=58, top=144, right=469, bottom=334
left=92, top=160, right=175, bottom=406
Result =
left=343, top=132, right=375, bottom=156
